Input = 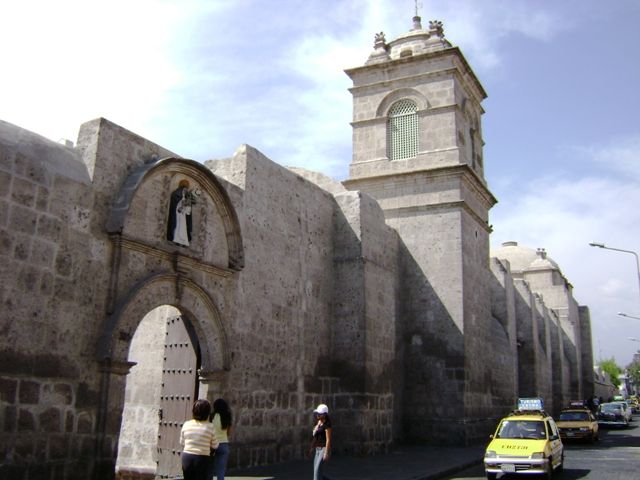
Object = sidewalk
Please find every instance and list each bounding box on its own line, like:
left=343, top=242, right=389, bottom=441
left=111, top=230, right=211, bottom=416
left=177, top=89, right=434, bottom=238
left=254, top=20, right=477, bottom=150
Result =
left=227, top=444, right=485, bottom=480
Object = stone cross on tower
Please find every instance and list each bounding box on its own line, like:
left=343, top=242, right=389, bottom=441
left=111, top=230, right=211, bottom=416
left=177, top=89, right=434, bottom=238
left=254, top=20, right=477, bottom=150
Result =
left=412, top=0, right=423, bottom=30
left=414, top=0, right=422, bottom=17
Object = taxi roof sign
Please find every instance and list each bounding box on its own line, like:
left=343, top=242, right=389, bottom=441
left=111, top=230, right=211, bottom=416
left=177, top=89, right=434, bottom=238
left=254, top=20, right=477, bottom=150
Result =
left=517, top=397, right=544, bottom=411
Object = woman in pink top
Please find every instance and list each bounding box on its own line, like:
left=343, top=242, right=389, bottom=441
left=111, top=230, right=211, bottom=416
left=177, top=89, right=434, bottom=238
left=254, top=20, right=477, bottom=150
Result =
left=180, top=399, right=218, bottom=480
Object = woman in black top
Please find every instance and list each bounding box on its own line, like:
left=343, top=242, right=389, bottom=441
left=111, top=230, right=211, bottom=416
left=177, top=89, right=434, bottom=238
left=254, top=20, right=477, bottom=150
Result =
left=309, top=404, right=332, bottom=480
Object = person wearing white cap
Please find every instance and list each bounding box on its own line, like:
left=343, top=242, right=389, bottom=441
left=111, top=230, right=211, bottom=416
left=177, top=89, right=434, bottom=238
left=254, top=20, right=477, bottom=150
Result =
left=309, top=403, right=332, bottom=480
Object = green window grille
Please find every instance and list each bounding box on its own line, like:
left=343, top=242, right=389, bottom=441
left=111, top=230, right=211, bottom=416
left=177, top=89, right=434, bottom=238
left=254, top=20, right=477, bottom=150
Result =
left=387, top=99, right=419, bottom=160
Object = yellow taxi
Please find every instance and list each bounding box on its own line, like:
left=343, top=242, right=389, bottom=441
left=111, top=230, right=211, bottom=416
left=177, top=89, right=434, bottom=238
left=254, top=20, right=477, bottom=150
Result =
left=556, top=405, right=599, bottom=442
left=485, top=398, right=563, bottom=479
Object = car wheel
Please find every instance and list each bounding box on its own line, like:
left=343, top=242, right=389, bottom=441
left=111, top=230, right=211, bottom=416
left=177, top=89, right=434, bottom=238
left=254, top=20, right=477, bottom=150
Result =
left=486, top=473, right=497, bottom=480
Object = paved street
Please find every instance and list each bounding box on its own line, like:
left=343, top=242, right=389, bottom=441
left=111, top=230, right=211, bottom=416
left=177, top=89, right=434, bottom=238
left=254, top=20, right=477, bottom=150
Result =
left=228, top=443, right=486, bottom=480
left=444, top=415, right=640, bottom=480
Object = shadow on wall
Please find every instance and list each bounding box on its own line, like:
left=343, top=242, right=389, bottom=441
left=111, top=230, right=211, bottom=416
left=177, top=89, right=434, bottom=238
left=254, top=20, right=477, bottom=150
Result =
left=488, top=271, right=518, bottom=414
left=400, top=245, right=520, bottom=445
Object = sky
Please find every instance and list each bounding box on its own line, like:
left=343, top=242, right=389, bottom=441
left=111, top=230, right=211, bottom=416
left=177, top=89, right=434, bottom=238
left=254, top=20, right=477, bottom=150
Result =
left=2, top=0, right=640, bottom=367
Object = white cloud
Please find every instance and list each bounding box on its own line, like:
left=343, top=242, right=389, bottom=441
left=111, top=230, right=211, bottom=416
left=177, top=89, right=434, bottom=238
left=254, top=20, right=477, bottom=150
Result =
left=599, top=278, right=627, bottom=298
left=585, top=135, right=640, bottom=182
left=3, top=2, right=153, bottom=137
left=0, top=0, right=228, bottom=144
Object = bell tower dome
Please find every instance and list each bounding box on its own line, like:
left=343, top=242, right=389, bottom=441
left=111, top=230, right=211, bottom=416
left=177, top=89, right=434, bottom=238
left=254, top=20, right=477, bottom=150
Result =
left=343, top=16, right=498, bottom=444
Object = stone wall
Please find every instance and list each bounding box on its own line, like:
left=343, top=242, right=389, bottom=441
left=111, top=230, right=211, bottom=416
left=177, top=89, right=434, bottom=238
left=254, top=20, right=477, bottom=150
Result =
left=578, top=306, right=595, bottom=399
left=514, top=281, right=536, bottom=399
left=460, top=208, right=498, bottom=443
left=0, top=120, right=109, bottom=479
left=331, top=190, right=400, bottom=454
left=532, top=299, right=553, bottom=413
left=523, top=268, right=583, bottom=399
left=488, top=258, right=518, bottom=414
left=213, top=146, right=337, bottom=466
left=1, top=117, right=402, bottom=478
left=206, top=146, right=400, bottom=462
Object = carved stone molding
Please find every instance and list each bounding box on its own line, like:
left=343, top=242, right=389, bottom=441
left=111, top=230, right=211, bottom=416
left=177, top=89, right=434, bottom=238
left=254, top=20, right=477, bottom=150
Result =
left=99, top=358, right=137, bottom=376
left=120, top=236, right=234, bottom=277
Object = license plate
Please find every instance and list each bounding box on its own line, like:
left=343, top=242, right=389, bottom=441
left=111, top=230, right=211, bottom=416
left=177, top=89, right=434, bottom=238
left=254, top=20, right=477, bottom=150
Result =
left=501, top=464, right=516, bottom=473
left=567, top=432, right=575, bottom=436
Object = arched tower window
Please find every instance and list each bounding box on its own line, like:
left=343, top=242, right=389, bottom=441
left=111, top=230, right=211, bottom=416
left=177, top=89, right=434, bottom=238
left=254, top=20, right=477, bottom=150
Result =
left=387, top=99, right=419, bottom=160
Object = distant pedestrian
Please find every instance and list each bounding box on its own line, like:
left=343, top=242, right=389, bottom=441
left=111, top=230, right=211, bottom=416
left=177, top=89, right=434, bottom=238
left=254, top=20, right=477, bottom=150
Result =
left=180, top=399, right=219, bottom=480
left=209, top=398, right=233, bottom=480
left=308, top=403, right=332, bottom=480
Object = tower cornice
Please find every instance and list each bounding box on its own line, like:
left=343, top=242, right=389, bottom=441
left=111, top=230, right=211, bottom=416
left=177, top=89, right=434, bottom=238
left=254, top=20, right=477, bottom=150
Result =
left=343, top=163, right=498, bottom=212
left=345, top=46, right=487, bottom=101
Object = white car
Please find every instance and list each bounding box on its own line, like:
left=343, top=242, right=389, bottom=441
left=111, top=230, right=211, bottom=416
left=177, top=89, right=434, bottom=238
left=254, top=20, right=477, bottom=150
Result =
left=598, top=402, right=631, bottom=427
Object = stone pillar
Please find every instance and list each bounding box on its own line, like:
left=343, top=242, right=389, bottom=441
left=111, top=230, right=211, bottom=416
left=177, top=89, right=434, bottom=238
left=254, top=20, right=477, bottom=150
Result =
left=95, top=359, right=136, bottom=480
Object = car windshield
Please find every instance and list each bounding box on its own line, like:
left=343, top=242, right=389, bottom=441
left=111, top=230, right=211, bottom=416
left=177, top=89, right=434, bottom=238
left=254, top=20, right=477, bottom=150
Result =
left=497, top=420, right=547, bottom=439
left=559, top=411, right=589, bottom=421
left=601, top=404, right=621, bottom=413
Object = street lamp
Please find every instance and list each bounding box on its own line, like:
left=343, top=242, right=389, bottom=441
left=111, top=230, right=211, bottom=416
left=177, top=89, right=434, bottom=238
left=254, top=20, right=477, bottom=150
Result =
left=619, top=312, right=640, bottom=321
left=589, top=241, right=640, bottom=303
left=629, top=337, right=640, bottom=343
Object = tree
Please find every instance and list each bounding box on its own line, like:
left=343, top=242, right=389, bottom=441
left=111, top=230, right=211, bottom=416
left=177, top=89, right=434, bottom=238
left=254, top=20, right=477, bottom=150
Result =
left=627, top=360, right=640, bottom=391
left=599, top=357, right=623, bottom=388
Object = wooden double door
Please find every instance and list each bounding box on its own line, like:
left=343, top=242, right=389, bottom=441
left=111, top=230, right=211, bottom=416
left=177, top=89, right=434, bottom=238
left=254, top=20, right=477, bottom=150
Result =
left=156, top=315, right=200, bottom=479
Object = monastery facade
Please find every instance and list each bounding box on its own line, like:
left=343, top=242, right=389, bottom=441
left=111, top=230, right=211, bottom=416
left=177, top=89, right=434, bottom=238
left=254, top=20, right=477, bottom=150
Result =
left=0, top=17, right=593, bottom=480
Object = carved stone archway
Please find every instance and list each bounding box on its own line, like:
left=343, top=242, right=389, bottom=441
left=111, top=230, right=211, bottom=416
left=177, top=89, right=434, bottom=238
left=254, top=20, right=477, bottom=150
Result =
left=95, top=156, right=242, bottom=479
left=99, top=273, right=229, bottom=371
left=95, top=274, right=230, bottom=480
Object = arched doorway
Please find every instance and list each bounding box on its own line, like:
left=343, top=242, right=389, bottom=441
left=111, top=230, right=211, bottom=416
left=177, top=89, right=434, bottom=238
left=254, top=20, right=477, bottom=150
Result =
left=99, top=275, right=230, bottom=480
left=115, top=305, right=202, bottom=479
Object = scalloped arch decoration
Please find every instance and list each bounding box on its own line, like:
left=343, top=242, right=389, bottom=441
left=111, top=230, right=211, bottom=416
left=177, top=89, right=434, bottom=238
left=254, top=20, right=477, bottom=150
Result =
left=376, top=88, right=430, bottom=118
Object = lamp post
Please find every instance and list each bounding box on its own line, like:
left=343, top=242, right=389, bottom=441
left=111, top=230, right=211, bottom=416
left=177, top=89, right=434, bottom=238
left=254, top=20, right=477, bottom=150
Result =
left=589, top=242, right=640, bottom=303
left=619, top=312, right=640, bottom=321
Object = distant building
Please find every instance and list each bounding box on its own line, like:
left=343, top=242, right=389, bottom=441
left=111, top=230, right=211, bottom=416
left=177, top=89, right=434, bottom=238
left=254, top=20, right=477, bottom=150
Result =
left=593, top=366, right=617, bottom=401
left=618, top=373, right=632, bottom=398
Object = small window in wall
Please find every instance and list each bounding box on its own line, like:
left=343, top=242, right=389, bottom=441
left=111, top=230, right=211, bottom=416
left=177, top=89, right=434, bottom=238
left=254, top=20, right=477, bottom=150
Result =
left=387, top=99, right=419, bottom=160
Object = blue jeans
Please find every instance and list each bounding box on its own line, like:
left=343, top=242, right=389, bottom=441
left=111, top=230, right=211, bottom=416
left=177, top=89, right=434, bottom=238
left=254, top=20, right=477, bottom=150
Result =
left=313, top=447, right=325, bottom=480
left=211, top=442, right=230, bottom=480
left=181, top=452, right=210, bottom=480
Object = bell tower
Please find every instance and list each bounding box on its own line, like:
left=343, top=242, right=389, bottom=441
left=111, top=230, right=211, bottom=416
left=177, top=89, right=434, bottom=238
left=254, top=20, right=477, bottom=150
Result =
left=343, top=16, right=498, bottom=444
